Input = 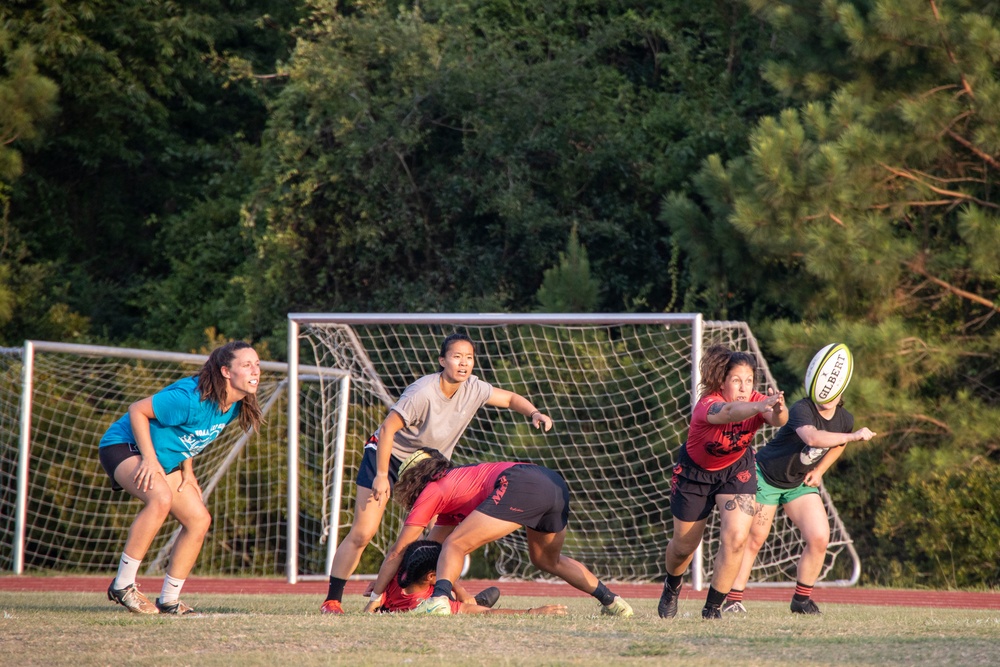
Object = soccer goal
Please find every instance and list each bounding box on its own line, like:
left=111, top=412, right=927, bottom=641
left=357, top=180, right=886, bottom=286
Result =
left=0, top=341, right=350, bottom=582
left=288, top=313, right=861, bottom=589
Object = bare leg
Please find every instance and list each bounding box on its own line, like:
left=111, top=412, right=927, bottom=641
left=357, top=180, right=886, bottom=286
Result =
left=709, top=493, right=755, bottom=593
left=664, top=517, right=708, bottom=576
left=526, top=528, right=599, bottom=595
left=783, top=493, right=830, bottom=586
left=731, top=503, right=778, bottom=591
left=329, top=486, right=389, bottom=579
left=436, top=511, right=520, bottom=585
left=162, top=470, right=212, bottom=579
left=113, top=457, right=173, bottom=560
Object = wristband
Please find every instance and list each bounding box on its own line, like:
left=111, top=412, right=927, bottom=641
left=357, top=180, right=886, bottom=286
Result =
left=529, top=410, right=542, bottom=420
left=370, top=592, right=383, bottom=603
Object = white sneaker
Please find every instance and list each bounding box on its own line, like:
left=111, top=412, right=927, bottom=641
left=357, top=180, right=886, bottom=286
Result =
left=600, top=596, right=634, bottom=618
left=722, top=600, right=747, bottom=614
left=413, top=595, right=452, bottom=615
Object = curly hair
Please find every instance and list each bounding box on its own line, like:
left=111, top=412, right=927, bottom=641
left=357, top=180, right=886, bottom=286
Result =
left=197, top=340, right=264, bottom=433
left=397, top=540, right=442, bottom=588
left=393, top=448, right=452, bottom=510
left=698, top=344, right=757, bottom=399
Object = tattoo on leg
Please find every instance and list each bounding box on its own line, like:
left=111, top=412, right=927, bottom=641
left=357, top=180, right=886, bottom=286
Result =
left=735, top=494, right=755, bottom=516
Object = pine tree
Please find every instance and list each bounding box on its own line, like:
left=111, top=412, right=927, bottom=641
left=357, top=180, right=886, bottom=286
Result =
left=535, top=225, right=600, bottom=312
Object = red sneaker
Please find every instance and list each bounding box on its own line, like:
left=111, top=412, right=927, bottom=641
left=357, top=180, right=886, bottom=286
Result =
left=320, top=599, right=345, bottom=615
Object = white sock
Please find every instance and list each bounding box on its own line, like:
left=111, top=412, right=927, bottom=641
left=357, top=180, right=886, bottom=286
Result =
left=114, top=552, right=142, bottom=589
left=160, top=574, right=185, bottom=604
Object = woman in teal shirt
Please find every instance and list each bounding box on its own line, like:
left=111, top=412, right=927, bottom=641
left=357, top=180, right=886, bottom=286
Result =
left=99, top=341, right=263, bottom=615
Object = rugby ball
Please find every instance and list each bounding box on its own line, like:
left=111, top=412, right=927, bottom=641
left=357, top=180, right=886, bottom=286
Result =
left=804, top=343, right=854, bottom=405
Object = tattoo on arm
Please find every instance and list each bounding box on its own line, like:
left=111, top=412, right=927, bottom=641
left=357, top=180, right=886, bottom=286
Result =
left=708, top=403, right=724, bottom=416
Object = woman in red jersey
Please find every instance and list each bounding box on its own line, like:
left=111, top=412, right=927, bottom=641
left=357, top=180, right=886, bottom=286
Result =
left=366, top=540, right=566, bottom=616
left=365, top=448, right=634, bottom=617
left=657, top=345, right=787, bottom=620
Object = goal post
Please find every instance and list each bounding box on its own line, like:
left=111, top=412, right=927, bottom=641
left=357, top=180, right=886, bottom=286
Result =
left=288, top=313, right=861, bottom=589
left=0, top=340, right=351, bottom=583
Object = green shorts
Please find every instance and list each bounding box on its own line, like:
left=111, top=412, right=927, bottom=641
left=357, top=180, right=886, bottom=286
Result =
left=755, top=465, right=819, bottom=506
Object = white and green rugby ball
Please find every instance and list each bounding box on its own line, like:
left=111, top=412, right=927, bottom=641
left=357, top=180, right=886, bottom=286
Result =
left=804, top=343, right=854, bottom=405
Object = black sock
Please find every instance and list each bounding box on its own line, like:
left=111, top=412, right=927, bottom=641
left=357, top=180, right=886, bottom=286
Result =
left=793, top=581, right=813, bottom=602
left=592, top=581, right=617, bottom=606
left=705, top=585, right=727, bottom=608
left=665, top=573, right=683, bottom=591
left=432, top=579, right=454, bottom=600
left=326, top=576, right=346, bottom=602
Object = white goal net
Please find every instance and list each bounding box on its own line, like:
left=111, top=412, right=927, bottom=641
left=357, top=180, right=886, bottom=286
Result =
left=0, top=342, right=348, bottom=581
left=0, top=318, right=859, bottom=586
left=289, top=314, right=860, bottom=587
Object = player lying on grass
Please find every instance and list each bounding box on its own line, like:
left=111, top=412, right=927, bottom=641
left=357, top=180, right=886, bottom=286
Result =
left=364, top=540, right=566, bottom=616
left=724, top=345, right=876, bottom=615
left=366, top=448, right=633, bottom=617
left=321, top=332, right=554, bottom=614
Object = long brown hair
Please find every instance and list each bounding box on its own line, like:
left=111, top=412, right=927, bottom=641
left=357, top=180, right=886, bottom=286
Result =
left=197, top=341, right=264, bottom=433
left=393, top=448, right=452, bottom=510
left=698, top=344, right=757, bottom=399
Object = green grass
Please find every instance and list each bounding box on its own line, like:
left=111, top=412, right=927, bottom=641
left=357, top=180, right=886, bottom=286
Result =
left=2, top=592, right=998, bottom=666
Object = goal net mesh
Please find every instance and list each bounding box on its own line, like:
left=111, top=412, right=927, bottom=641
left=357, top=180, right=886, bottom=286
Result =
left=0, top=319, right=858, bottom=585
left=294, top=318, right=857, bottom=584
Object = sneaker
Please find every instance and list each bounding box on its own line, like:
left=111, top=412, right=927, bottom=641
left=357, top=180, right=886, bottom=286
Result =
left=474, top=586, right=501, bottom=608
left=320, top=599, right=345, bottom=615
left=657, top=583, right=681, bottom=619
left=107, top=580, right=159, bottom=615
left=600, top=596, right=634, bottom=618
left=722, top=600, right=747, bottom=614
left=702, top=604, right=722, bottom=620
left=413, top=595, right=452, bottom=615
left=790, top=597, right=822, bottom=614
left=155, top=598, right=199, bottom=615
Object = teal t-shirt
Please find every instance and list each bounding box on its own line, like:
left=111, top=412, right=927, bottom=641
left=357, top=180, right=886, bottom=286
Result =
left=99, top=376, right=240, bottom=472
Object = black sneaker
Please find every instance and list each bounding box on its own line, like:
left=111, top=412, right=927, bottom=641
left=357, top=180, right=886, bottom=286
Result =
left=702, top=604, right=722, bottom=620
left=155, top=597, right=200, bottom=615
left=790, top=598, right=821, bottom=614
left=474, top=586, right=501, bottom=608
left=657, top=583, right=681, bottom=619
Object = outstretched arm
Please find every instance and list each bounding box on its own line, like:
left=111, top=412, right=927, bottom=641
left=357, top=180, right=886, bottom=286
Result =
left=705, top=391, right=785, bottom=425
left=458, top=602, right=568, bottom=615
left=486, top=387, right=553, bottom=432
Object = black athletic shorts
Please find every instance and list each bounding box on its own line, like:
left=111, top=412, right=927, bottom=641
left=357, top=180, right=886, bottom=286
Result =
left=356, top=435, right=403, bottom=490
left=99, top=443, right=181, bottom=491
left=475, top=464, right=569, bottom=533
left=670, top=446, right=757, bottom=522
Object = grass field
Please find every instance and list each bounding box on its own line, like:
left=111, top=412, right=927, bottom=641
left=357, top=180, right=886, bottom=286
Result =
left=2, top=591, right=998, bottom=667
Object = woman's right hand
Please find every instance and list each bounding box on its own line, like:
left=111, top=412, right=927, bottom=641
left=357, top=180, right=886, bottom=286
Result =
left=371, top=473, right=391, bottom=503
left=133, top=456, right=166, bottom=492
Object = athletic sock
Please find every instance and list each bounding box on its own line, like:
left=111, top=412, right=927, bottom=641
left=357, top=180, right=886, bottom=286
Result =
left=727, top=588, right=745, bottom=603
left=431, top=579, right=454, bottom=600
left=114, top=552, right=142, bottom=590
left=325, top=576, right=347, bottom=603
left=793, top=581, right=814, bottom=603
left=160, top=574, right=185, bottom=604
left=591, top=581, right=617, bottom=606
left=705, top=585, right=727, bottom=608
left=665, top=573, right=683, bottom=591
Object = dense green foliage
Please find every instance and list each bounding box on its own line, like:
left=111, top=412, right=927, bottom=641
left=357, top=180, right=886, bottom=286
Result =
left=1, top=0, right=997, bottom=587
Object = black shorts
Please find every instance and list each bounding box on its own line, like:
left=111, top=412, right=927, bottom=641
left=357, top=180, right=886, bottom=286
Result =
left=475, top=464, right=569, bottom=534
left=98, top=443, right=180, bottom=491
left=670, top=446, right=757, bottom=522
left=356, top=435, right=403, bottom=490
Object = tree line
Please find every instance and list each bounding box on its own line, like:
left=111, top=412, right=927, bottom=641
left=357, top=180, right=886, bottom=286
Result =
left=1, top=0, right=997, bottom=587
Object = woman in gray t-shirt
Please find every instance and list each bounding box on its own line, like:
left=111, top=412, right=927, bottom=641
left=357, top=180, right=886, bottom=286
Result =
left=320, top=332, right=554, bottom=614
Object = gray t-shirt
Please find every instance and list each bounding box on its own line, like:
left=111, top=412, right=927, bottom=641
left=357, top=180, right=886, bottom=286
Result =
left=382, top=372, right=495, bottom=460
